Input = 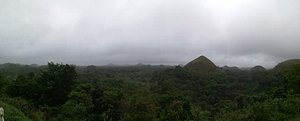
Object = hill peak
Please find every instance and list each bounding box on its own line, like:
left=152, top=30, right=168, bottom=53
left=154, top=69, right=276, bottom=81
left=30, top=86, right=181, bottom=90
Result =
left=222, top=65, right=241, bottom=72
left=196, top=55, right=209, bottom=60
left=184, top=55, right=217, bottom=72
left=250, top=65, right=266, bottom=72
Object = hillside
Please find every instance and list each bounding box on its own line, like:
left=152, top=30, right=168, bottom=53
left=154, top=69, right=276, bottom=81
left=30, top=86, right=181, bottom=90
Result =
left=222, top=65, right=241, bottom=72
left=184, top=55, right=217, bottom=72
left=250, top=65, right=266, bottom=72
left=0, top=101, right=31, bottom=121
left=273, top=59, right=300, bottom=71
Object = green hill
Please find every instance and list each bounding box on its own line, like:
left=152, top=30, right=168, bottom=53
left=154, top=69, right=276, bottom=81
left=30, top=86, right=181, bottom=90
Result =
left=273, top=59, right=300, bottom=71
left=222, top=65, right=241, bottom=72
left=250, top=65, right=266, bottom=72
left=184, top=55, right=217, bottom=72
left=0, top=101, right=31, bottom=121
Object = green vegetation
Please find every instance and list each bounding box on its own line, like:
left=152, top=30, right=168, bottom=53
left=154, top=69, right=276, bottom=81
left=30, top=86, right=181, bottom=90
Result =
left=0, top=57, right=299, bottom=121
left=0, top=101, right=31, bottom=121
left=273, top=59, right=300, bottom=71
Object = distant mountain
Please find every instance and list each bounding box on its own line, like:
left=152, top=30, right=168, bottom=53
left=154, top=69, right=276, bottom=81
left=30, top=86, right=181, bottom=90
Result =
left=105, top=63, right=118, bottom=67
left=250, top=65, right=266, bottom=72
left=184, top=55, right=217, bottom=72
left=222, top=65, right=241, bottom=72
left=273, top=59, right=300, bottom=71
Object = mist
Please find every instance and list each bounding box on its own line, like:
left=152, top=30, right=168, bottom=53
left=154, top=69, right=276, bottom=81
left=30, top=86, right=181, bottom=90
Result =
left=0, top=0, right=300, bottom=68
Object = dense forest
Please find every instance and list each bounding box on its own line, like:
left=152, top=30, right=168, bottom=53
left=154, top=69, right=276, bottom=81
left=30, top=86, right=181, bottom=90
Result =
left=0, top=56, right=299, bottom=121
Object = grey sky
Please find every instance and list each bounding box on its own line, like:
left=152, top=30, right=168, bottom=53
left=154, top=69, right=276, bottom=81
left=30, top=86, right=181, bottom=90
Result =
left=0, top=0, right=299, bottom=68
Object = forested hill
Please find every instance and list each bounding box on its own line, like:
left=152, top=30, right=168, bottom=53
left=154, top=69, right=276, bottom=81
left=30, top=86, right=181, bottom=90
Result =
left=0, top=57, right=300, bottom=121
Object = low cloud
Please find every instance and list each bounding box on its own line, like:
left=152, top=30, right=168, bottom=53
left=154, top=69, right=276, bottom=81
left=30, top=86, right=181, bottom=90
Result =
left=0, top=0, right=299, bottom=68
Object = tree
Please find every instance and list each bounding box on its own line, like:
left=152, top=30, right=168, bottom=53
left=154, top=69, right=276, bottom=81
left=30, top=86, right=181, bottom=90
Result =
left=286, top=64, right=300, bottom=94
left=53, top=84, right=94, bottom=121
left=37, top=62, right=77, bottom=106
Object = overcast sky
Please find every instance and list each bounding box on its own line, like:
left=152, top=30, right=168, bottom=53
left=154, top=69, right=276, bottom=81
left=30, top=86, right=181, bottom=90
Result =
left=0, top=0, right=299, bottom=68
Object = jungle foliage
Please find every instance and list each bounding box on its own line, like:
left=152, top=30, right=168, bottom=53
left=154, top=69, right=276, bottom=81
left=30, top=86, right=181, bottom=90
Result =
left=0, top=61, right=299, bottom=121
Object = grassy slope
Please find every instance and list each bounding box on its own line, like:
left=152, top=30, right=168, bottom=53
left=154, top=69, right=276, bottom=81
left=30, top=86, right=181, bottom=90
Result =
left=0, top=101, right=31, bottom=121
